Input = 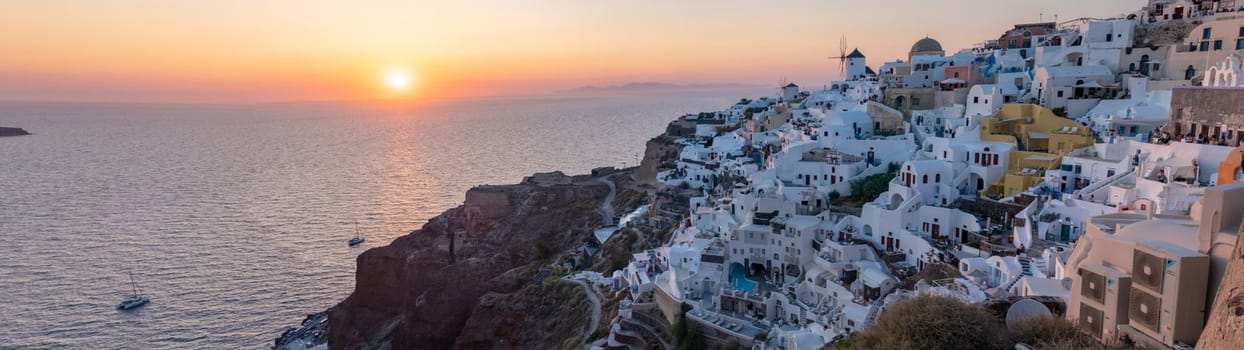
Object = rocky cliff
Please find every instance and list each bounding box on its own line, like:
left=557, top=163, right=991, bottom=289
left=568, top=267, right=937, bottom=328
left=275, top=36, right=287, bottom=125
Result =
left=328, top=172, right=611, bottom=349
left=635, top=134, right=682, bottom=184
left=325, top=115, right=698, bottom=350
left=1197, top=224, right=1244, bottom=349
left=0, top=127, right=31, bottom=137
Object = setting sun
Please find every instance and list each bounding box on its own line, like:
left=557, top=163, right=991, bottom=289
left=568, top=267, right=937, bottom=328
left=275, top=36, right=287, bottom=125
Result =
left=384, top=69, right=412, bottom=92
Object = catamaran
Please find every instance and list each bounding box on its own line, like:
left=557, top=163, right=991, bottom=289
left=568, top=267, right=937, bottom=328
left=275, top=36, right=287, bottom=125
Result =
left=348, top=220, right=365, bottom=247
left=117, top=271, right=150, bottom=310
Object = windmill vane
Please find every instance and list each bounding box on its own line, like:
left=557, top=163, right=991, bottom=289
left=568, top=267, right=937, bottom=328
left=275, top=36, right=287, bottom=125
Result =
left=827, top=35, right=849, bottom=75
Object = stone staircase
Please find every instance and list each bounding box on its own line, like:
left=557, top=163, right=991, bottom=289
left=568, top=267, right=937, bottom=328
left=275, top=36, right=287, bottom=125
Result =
left=999, top=275, right=1024, bottom=296
left=1019, top=256, right=1033, bottom=277
left=863, top=291, right=890, bottom=326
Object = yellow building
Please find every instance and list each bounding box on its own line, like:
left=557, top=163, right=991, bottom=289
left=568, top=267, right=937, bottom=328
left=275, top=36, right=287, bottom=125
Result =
left=979, top=104, right=1095, bottom=196
left=744, top=105, right=792, bottom=135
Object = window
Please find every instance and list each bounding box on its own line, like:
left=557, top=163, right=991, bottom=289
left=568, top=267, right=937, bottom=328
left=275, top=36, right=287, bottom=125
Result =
left=974, top=96, right=980, bottom=103
left=1239, top=27, right=1244, bottom=37
left=1201, top=41, right=1210, bottom=51
left=922, top=175, right=928, bottom=184
left=1204, top=28, right=1212, bottom=39
left=1238, top=39, right=1244, bottom=50
left=1057, top=90, right=1064, bottom=98
left=1214, top=40, right=1223, bottom=51
left=912, top=97, right=921, bottom=106
left=936, top=174, right=941, bottom=183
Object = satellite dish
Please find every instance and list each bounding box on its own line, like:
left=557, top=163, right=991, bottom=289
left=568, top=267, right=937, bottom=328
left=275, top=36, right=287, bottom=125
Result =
left=1006, top=299, right=1052, bottom=331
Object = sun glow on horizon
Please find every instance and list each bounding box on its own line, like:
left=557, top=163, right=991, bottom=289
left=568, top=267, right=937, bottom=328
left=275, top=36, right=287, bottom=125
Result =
left=384, top=69, right=413, bottom=92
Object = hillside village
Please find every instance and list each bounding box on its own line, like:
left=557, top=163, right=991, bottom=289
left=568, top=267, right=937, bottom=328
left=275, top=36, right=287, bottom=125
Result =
left=592, top=1, right=1244, bottom=349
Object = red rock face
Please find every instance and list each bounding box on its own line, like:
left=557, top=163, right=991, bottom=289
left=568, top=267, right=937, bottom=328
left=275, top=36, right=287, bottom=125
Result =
left=328, top=180, right=609, bottom=349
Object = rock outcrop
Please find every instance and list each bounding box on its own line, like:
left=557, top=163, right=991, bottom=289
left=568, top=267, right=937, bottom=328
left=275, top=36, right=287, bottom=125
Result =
left=635, top=135, right=682, bottom=184
left=0, top=127, right=31, bottom=137
left=1197, top=224, right=1244, bottom=349
left=328, top=176, right=611, bottom=349
left=325, top=115, right=703, bottom=349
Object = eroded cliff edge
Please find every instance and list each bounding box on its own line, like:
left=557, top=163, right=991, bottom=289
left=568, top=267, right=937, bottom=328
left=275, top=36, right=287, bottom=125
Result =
left=324, top=116, right=694, bottom=349
left=328, top=172, right=610, bottom=349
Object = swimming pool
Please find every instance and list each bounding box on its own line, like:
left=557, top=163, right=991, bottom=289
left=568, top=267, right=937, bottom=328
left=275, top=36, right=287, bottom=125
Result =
left=730, top=263, right=758, bottom=292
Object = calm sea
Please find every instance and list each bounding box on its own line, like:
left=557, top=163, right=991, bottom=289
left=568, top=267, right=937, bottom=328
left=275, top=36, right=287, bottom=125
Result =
left=0, top=92, right=753, bottom=349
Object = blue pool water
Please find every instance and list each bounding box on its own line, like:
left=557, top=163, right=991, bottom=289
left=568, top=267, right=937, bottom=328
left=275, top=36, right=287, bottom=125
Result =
left=730, top=263, right=757, bottom=292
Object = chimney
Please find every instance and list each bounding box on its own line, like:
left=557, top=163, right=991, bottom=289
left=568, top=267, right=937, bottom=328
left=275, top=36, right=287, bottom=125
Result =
left=1127, top=75, right=1148, bottom=103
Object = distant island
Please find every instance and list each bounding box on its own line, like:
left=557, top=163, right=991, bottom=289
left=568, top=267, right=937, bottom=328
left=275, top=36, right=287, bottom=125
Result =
left=0, top=127, right=31, bottom=137
left=555, top=82, right=767, bottom=95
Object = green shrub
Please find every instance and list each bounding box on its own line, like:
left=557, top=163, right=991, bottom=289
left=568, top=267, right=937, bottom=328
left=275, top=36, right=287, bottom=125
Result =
left=846, top=170, right=896, bottom=204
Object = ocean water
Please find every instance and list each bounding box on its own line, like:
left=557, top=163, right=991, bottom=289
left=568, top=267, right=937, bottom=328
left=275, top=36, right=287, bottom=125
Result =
left=0, top=92, right=752, bottom=349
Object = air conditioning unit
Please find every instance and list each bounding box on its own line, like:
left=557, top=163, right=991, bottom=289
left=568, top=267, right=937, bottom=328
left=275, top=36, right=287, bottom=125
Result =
left=1126, top=241, right=1210, bottom=346
left=1132, top=249, right=1165, bottom=293
left=1079, top=303, right=1105, bottom=338
left=1076, top=263, right=1132, bottom=341
left=1128, top=290, right=1161, bottom=332
left=1080, top=268, right=1106, bottom=303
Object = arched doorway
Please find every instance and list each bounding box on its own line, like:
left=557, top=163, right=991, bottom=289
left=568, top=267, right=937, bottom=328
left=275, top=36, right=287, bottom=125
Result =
left=889, top=193, right=905, bottom=210
left=962, top=172, right=985, bottom=195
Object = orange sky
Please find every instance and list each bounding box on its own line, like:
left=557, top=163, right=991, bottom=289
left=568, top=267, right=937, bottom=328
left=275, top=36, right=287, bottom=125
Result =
left=0, top=0, right=1144, bottom=103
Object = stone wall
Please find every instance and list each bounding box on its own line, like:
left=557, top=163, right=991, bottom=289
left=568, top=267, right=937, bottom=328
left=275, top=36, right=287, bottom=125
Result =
left=464, top=187, right=511, bottom=221
left=933, top=89, right=967, bottom=108
left=1171, top=87, right=1244, bottom=140
left=867, top=101, right=906, bottom=131
left=522, top=171, right=572, bottom=186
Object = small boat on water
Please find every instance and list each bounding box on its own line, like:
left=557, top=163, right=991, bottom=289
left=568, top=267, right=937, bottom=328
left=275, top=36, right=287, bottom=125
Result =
left=117, top=271, right=150, bottom=310
left=348, top=220, right=366, bottom=247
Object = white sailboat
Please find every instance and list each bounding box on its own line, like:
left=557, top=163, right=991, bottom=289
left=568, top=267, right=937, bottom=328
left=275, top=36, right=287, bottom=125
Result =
left=117, top=271, right=150, bottom=310
left=348, top=220, right=365, bottom=247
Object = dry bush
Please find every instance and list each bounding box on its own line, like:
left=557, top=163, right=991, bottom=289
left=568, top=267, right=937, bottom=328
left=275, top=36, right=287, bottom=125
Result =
left=1011, top=315, right=1100, bottom=350
left=837, top=295, right=1010, bottom=350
